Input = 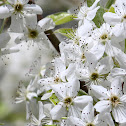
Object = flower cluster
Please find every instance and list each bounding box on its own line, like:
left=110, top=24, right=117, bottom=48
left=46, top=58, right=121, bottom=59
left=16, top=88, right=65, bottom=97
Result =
left=1, top=0, right=126, bottom=126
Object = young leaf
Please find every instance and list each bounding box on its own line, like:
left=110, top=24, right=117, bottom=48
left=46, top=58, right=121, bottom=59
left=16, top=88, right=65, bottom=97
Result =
left=93, top=6, right=105, bottom=28
left=105, top=0, right=116, bottom=9
left=49, top=93, right=59, bottom=105
left=55, top=28, right=76, bottom=38
left=47, top=12, right=77, bottom=25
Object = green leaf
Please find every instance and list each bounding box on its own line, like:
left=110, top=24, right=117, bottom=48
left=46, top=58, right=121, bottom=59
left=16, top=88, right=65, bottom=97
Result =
left=47, top=12, right=77, bottom=25
left=49, top=93, right=59, bottom=105
left=55, top=28, right=76, bottom=38
left=0, top=123, right=4, bottom=125
left=108, top=6, right=115, bottom=13
left=78, top=89, right=88, bottom=96
left=105, top=0, right=116, bottom=9
left=93, top=6, right=105, bottom=28
left=87, top=0, right=95, bottom=7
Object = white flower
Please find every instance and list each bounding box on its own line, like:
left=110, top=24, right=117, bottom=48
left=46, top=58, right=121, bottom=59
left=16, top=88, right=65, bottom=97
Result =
left=0, top=0, right=42, bottom=32
left=69, top=0, right=100, bottom=26
left=91, top=23, right=123, bottom=57
left=90, top=77, right=126, bottom=123
left=15, top=17, right=55, bottom=49
left=15, top=79, right=37, bottom=104
left=30, top=101, right=46, bottom=126
left=76, top=52, right=113, bottom=86
left=103, top=0, right=126, bottom=38
left=38, top=58, right=76, bottom=88
left=50, top=79, right=93, bottom=120
left=68, top=102, right=114, bottom=126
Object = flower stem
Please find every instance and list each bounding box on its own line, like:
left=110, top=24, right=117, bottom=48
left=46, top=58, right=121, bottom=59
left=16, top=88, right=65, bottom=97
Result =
left=0, top=18, right=6, bottom=34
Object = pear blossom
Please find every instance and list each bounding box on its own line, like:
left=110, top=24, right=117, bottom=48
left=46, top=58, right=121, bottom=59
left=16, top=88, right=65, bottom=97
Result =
left=15, top=17, right=55, bottom=49
left=50, top=79, right=93, bottom=120
left=29, top=102, right=54, bottom=126
left=69, top=0, right=100, bottom=26
left=76, top=52, right=113, bottom=86
left=103, top=0, right=126, bottom=38
left=90, top=77, right=126, bottom=123
left=68, top=102, right=114, bottom=126
left=15, top=79, right=37, bottom=119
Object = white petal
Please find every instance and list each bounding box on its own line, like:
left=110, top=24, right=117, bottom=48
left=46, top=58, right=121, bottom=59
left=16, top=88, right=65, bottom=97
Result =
left=112, top=23, right=125, bottom=37
left=87, top=6, right=100, bottom=20
left=94, top=100, right=111, bottom=113
left=50, top=102, right=67, bottom=120
left=90, top=85, right=109, bottom=100
left=112, top=106, right=126, bottom=123
left=23, top=4, right=43, bottom=15
left=74, top=96, right=93, bottom=110
left=1, top=48, right=19, bottom=55
left=81, top=102, right=94, bottom=123
left=66, top=79, right=80, bottom=97
left=18, top=0, right=29, bottom=4
left=26, top=101, right=31, bottom=120
left=90, top=43, right=105, bottom=60
left=38, top=17, right=55, bottom=32
left=41, top=92, right=52, bottom=100
left=68, top=116, right=84, bottom=126
left=110, top=68, right=126, bottom=77
left=24, top=13, right=37, bottom=27
left=97, top=56, right=113, bottom=74
left=54, top=58, right=66, bottom=77
left=110, top=77, right=123, bottom=96
left=51, top=83, right=66, bottom=100
left=103, top=12, right=122, bottom=26
left=120, top=95, right=126, bottom=102
left=0, top=33, right=10, bottom=48
left=9, top=15, right=24, bottom=33
left=0, top=5, right=11, bottom=19
left=85, top=52, right=98, bottom=73
left=38, top=101, right=45, bottom=121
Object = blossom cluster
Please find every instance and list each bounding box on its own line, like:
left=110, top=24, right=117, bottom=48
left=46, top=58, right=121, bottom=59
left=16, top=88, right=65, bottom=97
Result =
left=0, top=0, right=126, bottom=126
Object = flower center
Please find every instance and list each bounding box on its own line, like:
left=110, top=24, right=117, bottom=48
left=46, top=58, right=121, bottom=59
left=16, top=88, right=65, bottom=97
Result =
left=81, top=53, right=85, bottom=59
left=86, top=123, right=95, bottom=126
left=110, top=95, right=120, bottom=107
left=101, top=34, right=108, bottom=40
left=28, top=29, right=38, bottom=39
left=123, top=15, right=126, bottom=19
left=54, top=77, right=62, bottom=84
left=14, top=3, right=23, bottom=12
left=90, top=73, right=99, bottom=81
left=64, top=97, right=73, bottom=106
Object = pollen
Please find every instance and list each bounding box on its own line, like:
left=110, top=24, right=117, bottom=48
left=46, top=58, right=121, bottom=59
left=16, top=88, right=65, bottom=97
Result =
left=90, top=73, right=99, bottom=81
left=54, top=77, right=62, bottom=84
left=86, top=123, right=95, bottom=126
left=101, top=34, right=108, bottom=40
left=14, top=3, right=23, bottom=12
left=110, top=95, right=120, bottom=107
left=28, top=29, right=39, bottom=39
left=64, top=97, right=73, bottom=106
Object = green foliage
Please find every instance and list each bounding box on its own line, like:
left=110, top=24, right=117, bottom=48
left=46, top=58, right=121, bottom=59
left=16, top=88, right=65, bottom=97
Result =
left=78, top=89, right=88, bottom=96
left=55, top=28, right=76, bottom=38
left=108, top=6, right=115, bottom=13
left=105, top=0, right=116, bottom=9
left=47, top=12, right=77, bottom=25
left=49, top=93, right=59, bottom=105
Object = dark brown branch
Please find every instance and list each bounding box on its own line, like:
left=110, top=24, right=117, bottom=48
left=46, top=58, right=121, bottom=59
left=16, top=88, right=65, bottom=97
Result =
left=45, top=30, right=60, bottom=52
